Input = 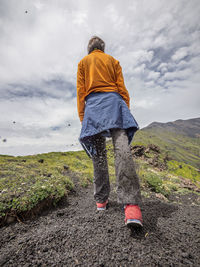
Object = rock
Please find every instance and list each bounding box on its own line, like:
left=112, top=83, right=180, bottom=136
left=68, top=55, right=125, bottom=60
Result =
left=43, top=247, right=48, bottom=252
left=6, top=216, right=16, bottom=224
left=147, top=144, right=160, bottom=153
left=131, top=144, right=161, bottom=157
left=181, top=179, right=200, bottom=192
left=57, top=211, right=65, bottom=217
left=164, top=154, right=172, bottom=162
left=131, top=144, right=168, bottom=170
left=155, top=193, right=168, bottom=202
left=131, top=145, right=146, bottom=157
left=63, top=165, right=69, bottom=170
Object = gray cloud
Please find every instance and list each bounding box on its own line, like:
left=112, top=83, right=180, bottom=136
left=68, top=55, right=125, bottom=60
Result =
left=1, top=78, right=75, bottom=99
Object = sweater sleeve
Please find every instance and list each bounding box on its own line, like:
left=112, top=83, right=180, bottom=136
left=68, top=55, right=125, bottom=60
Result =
left=77, top=61, right=86, bottom=122
left=115, top=61, right=130, bottom=108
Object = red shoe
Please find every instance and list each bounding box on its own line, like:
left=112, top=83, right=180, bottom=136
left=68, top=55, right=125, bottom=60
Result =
left=96, top=200, right=108, bottom=211
left=124, top=204, right=143, bottom=228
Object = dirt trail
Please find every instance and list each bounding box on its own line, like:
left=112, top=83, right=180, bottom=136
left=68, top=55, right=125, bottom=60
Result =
left=0, top=181, right=200, bottom=267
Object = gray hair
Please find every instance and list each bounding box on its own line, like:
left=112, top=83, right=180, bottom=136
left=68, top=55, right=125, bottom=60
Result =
left=87, top=36, right=105, bottom=54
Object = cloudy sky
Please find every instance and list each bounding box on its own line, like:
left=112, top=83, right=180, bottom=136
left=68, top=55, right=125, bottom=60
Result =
left=0, top=0, right=199, bottom=156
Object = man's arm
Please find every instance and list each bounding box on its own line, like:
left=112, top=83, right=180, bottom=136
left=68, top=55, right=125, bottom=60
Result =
left=77, top=61, right=85, bottom=122
left=115, top=61, right=130, bottom=108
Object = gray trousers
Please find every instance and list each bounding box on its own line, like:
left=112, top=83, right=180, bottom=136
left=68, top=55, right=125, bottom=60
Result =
left=92, top=129, right=142, bottom=205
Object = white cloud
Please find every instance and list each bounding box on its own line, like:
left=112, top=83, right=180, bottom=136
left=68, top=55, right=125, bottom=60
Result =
left=132, top=64, right=146, bottom=75
left=147, top=71, right=160, bottom=80
left=162, top=68, right=192, bottom=81
left=171, top=47, right=188, bottom=62
left=157, top=63, right=168, bottom=73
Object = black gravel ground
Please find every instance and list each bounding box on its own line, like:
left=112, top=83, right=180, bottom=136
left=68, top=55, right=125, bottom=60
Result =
left=0, top=182, right=200, bottom=267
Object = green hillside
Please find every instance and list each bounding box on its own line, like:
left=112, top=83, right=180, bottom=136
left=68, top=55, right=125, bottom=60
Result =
left=133, top=118, right=200, bottom=169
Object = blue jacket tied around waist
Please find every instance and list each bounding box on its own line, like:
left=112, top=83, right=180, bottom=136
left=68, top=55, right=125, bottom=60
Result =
left=79, top=92, right=139, bottom=157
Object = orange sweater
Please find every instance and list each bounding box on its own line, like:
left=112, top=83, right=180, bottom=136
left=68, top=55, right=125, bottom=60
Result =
left=77, top=49, right=130, bottom=121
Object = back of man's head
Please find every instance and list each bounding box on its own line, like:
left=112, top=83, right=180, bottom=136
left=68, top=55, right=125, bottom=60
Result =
left=87, top=36, right=105, bottom=54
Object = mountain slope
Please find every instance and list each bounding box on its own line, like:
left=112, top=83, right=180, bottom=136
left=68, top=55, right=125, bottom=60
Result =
left=146, top=118, right=200, bottom=138
left=133, top=118, right=200, bottom=169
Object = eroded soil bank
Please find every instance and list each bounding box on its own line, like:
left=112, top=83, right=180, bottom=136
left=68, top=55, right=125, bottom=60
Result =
left=0, top=183, right=200, bottom=266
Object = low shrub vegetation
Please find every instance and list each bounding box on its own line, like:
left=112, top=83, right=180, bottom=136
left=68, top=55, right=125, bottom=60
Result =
left=167, top=160, right=200, bottom=183
left=0, top=154, right=75, bottom=218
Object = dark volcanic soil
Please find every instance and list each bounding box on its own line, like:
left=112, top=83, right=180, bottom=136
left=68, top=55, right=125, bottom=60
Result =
left=0, top=182, right=200, bottom=267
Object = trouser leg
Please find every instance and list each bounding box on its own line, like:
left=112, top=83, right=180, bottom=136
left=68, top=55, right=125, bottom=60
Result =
left=111, top=129, right=142, bottom=205
left=91, top=134, right=110, bottom=203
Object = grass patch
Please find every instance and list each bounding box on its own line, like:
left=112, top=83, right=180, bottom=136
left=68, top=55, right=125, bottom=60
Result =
left=0, top=153, right=75, bottom=218
left=144, top=173, right=169, bottom=197
left=167, top=160, right=200, bottom=183
left=135, top=157, right=199, bottom=198
left=0, top=148, right=116, bottom=219
left=0, top=151, right=92, bottom=218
